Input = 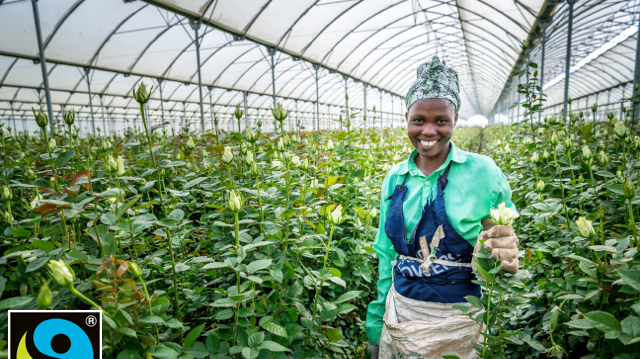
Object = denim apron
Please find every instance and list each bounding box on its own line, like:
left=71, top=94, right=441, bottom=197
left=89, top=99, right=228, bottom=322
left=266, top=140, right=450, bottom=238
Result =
left=383, top=162, right=481, bottom=303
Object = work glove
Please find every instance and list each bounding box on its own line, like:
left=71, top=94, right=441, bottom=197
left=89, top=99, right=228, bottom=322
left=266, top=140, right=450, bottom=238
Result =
left=369, top=344, right=379, bottom=359
left=472, top=218, right=519, bottom=275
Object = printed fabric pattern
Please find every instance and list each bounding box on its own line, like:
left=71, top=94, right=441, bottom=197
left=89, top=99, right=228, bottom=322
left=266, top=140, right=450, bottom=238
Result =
left=405, top=56, right=461, bottom=110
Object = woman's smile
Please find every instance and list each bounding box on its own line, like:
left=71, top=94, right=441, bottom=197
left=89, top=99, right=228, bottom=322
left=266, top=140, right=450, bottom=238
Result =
left=418, top=139, right=440, bottom=150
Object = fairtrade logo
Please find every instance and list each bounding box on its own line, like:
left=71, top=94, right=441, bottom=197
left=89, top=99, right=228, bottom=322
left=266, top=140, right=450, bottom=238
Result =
left=9, top=310, right=101, bottom=359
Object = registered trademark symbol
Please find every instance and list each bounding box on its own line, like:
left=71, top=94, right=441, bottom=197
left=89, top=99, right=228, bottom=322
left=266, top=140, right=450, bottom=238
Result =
left=86, top=315, right=97, bottom=327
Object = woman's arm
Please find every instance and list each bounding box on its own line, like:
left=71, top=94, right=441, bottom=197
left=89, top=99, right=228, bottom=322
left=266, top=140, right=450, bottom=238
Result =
left=365, top=173, right=398, bottom=345
left=494, top=169, right=517, bottom=213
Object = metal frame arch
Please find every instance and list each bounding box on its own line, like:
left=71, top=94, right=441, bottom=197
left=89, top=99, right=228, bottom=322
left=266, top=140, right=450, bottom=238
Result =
left=43, top=0, right=86, bottom=49
left=87, top=5, right=150, bottom=67
left=317, top=0, right=407, bottom=66
left=211, top=44, right=261, bottom=87
left=297, top=0, right=364, bottom=58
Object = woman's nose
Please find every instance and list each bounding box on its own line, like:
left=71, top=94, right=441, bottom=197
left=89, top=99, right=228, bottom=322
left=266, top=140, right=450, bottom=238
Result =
left=422, top=122, right=438, bottom=136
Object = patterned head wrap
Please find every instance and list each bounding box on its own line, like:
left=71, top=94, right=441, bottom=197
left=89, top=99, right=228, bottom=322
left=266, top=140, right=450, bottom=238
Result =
left=405, top=56, right=460, bottom=111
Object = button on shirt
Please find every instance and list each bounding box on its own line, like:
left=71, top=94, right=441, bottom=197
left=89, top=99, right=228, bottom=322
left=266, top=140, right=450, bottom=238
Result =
left=365, top=141, right=517, bottom=345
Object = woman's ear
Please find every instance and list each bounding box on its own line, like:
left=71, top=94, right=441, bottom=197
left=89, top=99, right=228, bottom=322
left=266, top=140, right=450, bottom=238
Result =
left=405, top=111, right=409, bottom=122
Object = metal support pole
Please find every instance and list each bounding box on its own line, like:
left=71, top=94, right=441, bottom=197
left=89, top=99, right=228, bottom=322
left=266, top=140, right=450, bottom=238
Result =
left=99, top=94, right=107, bottom=136
left=621, top=84, right=626, bottom=119
left=243, top=92, right=249, bottom=130
left=268, top=48, right=277, bottom=106
left=363, top=84, right=367, bottom=130
left=379, top=91, right=382, bottom=129
left=295, top=100, right=298, bottom=132
left=158, top=79, right=165, bottom=127
left=607, top=89, right=611, bottom=117
left=208, top=86, right=214, bottom=131
left=183, top=102, right=187, bottom=131
left=538, top=20, right=550, bottom=124
left=314, top=64, right=320, bottom=131
left=84, top=68, right=96, bottom=136
left=563, top=0, right=576, bottom=119
left=10, top=101, right=17, bottom=136
left=391, top=93, right=394, bottom=128
left=31, top=0, right=54, bottom=134
left=190, top=20, right=205, bottom=132
left=633, top=19, right=640, bottom=122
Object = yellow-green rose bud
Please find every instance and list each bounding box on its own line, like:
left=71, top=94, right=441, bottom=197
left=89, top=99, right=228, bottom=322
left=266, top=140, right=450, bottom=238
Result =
left=186, top=136, right=196, bottom=149
left=623, top=177, right=636, bottom=199
left=1, top=187, right=12, bottom=201
left=599, top=150, right=609, bottom=164
left=32, top=108, right=49, bottom=128
left=64, top=109, right=75, bottom=125
left=234, top=105, right=244, bottom=120
left=329, top=204, right=343, bottom=224
left=228, top=190, right=243, bottom=212
left=47, top=259, right=75, bottom=287
left=575, top=217, right=595, bottom=238
left=129, top=261, right=143, bottom=279
left=581, top=145, right=591, bottom=160
left=536, top=180, right=545, bottom=192
left=37, top=282, right=53, bottom=309
left=132, top=82, right=151, bottom=104
left=221, top=146, right=233, bottom=164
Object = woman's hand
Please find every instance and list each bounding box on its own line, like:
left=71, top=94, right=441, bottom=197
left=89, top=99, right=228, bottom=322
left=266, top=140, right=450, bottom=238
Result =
left=473, top=218, right=519, bottom=274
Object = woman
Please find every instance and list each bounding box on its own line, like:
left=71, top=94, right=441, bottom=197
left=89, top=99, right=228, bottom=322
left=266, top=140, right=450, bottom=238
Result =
left=366, top=57, right=519, bottom=359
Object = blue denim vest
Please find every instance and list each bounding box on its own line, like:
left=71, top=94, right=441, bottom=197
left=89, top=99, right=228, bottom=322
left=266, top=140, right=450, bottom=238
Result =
left=383, top=162, right=480, bottom=303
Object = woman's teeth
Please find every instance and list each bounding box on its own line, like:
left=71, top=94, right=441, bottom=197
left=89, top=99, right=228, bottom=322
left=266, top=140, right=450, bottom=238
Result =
left=420, top=140, right=438, bottom=148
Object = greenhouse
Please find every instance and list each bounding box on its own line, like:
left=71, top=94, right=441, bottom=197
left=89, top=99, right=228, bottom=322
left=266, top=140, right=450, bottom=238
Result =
left=1, top=0, right=640, bottom=358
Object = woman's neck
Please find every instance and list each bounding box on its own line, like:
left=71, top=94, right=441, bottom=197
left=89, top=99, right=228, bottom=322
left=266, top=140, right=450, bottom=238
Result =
left=413, top=142, right=451, bottom=177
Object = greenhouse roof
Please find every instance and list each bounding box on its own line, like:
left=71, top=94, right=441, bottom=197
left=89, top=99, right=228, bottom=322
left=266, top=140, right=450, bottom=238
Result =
left=0, top=0, right=638, bottom=127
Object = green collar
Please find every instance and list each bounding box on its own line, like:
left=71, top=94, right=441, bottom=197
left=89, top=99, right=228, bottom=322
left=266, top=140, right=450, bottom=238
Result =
left=397, top=141, right=467, bottom=177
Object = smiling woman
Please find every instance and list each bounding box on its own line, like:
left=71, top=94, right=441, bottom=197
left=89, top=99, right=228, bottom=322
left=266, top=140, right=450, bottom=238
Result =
left=365, top=57, right=520, bottom=359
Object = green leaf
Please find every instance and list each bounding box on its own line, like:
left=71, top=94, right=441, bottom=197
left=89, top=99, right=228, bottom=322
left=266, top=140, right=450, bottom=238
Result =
left=168, top=209, right=185, bottom=221
left=329, top=268, right=342, bottom=278
left=183, top=177, right=208, bottom=189
left=621, top=315, right=640, bottom=338
left=257, top=341, right=290, bottom=352
left=202, top=262, right=229, bottom=270
left=326, top=327, right=342, bottom=342
left=247, top=331, right=264, bottom=347
left=32, top=239, right=54, bottom=252
left=116, top=349, right=143, bottom=359
left=584, top=311, right=622, bottom=333
left=247, top=259, right=272, bottom=274
left=549, top=305, right=559, bottom=331
left=26, top=256, right=49, bottom=272
left=465, top=295, right=483, bottom=309
left=115, top=327, right=137, bottom=338
left=0, top=296, right=33, bottom=310
left=336, top=290, right=361, bottom=304
left=184, top=323, right=206, bottom=350
left=116, top=196, right=141, bottom=222
left=215, top=309, right=235, bottom=320
left=442, top=356, right=461, bottom=359
left=139, top=315, right=164, bottom=324
left=12, top=227, right=31, bottom=238
left=150, top=345, right=179, bottom=359
left=617, top=270, right=640, bottom=292
left=53, top=150, right=75, bottom=168
left=261, top=321, right=287, bottom=338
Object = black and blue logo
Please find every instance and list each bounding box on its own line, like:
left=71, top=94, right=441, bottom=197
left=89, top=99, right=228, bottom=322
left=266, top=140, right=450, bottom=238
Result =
left=9, top=310, right=101, bottom=359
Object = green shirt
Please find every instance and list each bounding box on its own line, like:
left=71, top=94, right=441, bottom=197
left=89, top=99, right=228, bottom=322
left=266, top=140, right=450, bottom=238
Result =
left=365, top=142, right=516, bottom=345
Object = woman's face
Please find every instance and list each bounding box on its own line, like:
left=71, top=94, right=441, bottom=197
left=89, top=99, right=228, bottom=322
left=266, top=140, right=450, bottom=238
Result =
left=405, top=98, right=458, bottom=159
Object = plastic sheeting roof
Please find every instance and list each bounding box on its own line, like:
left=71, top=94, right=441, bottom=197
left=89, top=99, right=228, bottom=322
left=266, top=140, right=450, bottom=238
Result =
left=0, top=0, right=635, bottom=131
left=493, top=0, right=639, bottom=122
